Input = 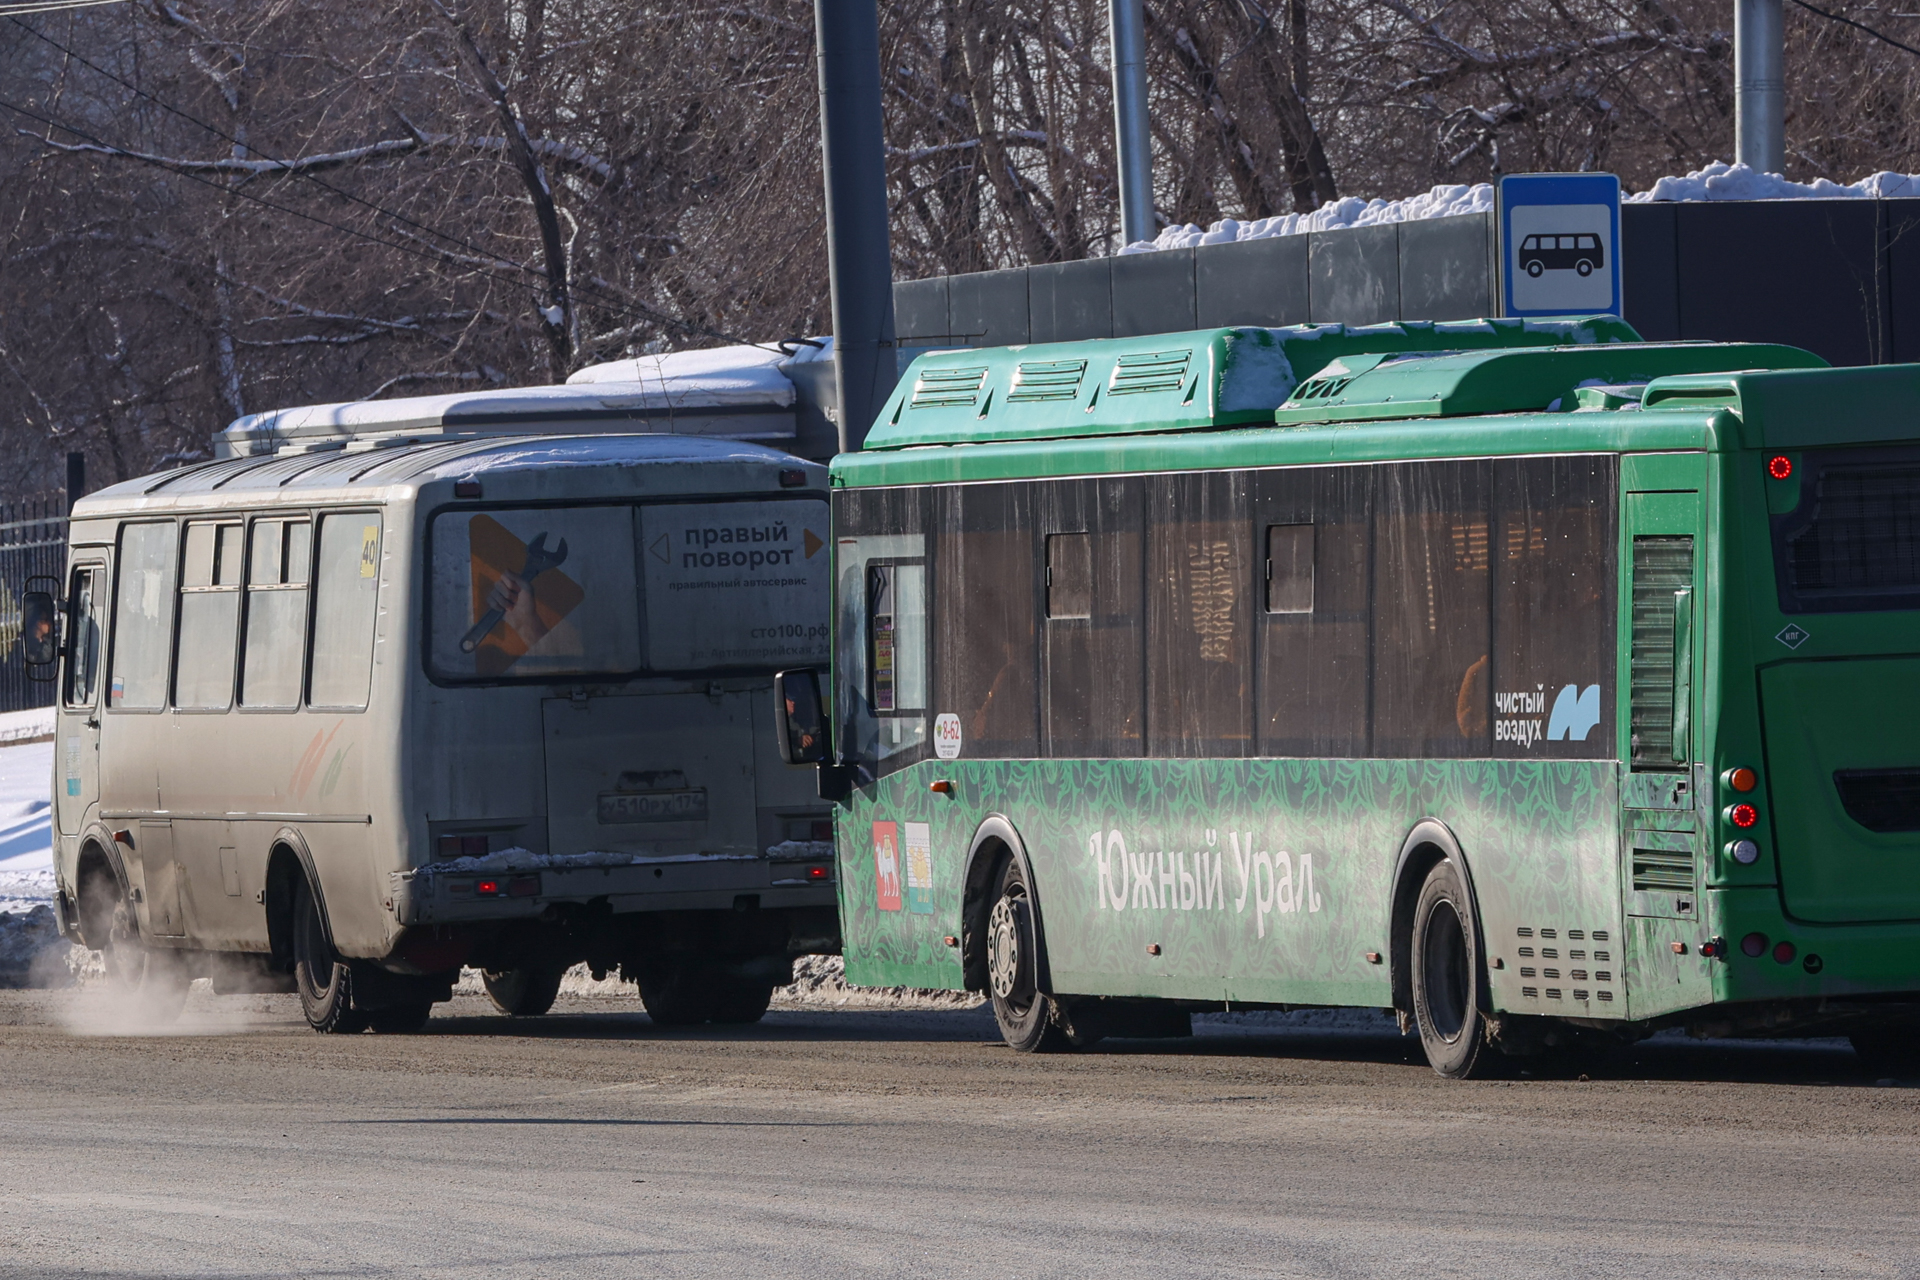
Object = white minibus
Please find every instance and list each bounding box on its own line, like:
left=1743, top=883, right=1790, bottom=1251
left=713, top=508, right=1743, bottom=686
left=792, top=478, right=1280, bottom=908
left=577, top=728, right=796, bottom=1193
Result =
left=24, top=377, right=837, bottom=1032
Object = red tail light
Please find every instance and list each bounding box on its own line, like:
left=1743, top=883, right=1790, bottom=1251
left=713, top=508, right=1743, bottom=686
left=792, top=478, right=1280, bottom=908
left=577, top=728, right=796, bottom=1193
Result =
left=807, top=865, right=830, bottom=880
left=1773, top=940, right=1797, bottom=965
left=475, top=879, right=500, bottom=896
left=1729, top=803, right=1758, bottom=829
left=1767, top=455, right=1794, bottom=480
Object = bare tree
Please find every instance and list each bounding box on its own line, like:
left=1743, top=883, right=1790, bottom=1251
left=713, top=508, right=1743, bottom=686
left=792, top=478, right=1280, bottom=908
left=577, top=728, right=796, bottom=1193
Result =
left=1, top=0, right=1915, bottom=488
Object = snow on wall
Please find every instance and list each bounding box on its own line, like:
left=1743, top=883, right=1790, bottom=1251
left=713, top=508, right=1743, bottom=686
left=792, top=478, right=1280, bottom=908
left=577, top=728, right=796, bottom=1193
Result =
left=1119, top=163, right=1920, bottom=254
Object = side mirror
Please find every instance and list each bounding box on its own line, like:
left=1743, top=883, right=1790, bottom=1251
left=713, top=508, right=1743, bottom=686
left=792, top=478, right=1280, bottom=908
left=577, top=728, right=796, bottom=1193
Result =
left=19, top=590, right=57, bottom=667
left=773, top=669, right=830, bottom=765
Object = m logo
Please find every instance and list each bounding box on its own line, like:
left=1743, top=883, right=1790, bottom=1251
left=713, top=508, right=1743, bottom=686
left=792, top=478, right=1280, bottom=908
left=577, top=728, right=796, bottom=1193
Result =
left=1548, top=684, right=1602, bottom=741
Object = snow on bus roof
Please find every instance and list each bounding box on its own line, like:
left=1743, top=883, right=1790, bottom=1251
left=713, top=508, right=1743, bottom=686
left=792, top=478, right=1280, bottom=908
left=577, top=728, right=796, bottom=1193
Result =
left=82, top=432, right=815, bottom=506
left=215, top=341, right=823, bottom=459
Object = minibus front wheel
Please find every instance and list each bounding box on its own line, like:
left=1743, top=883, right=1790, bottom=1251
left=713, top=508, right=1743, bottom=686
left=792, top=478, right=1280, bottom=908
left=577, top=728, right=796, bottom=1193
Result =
left=102, top=899, right=189, bottom=1024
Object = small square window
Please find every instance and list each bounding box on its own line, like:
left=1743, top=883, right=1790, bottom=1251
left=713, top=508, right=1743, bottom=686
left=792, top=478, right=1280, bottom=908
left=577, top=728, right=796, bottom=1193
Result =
left=1046, top=532, right=1091, bottom=620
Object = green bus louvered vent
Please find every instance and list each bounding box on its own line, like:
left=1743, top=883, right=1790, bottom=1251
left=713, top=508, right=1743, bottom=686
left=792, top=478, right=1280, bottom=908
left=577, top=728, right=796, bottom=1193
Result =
left=1108, top=350, right=1192, bottom=395
left=910, top=366, right=989, bottom=409
left=1629, top=536, right=1693, bottom=769
left=1007, top=359, right=1089, bottom=403
left=1632, top=846, right=1694, bottom=892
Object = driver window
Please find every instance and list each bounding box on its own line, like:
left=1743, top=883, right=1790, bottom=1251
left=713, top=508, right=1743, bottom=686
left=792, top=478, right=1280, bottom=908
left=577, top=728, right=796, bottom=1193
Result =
left=63, top=566, right=105, bottom=708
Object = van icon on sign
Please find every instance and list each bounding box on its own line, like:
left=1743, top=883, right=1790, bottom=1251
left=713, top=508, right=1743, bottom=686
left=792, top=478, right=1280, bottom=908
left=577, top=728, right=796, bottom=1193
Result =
left=1518, top=233, right=1604, bottom=278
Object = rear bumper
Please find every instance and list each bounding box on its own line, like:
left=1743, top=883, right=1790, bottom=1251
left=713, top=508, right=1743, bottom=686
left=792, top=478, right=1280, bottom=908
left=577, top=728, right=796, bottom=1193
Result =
left=1711, top=885, right=1920, bottom=1003
left=393, top=855, right=837, bottom=926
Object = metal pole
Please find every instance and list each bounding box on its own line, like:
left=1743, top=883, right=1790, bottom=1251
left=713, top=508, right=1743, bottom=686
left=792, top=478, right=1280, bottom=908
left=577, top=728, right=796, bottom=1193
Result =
left=65, top=451, right=84, bottom=513
left=1109, top=0, right=1154, bottom=245
left=814, top=0, right=896, bottom=454
left=1735, top=0, right=1785, bottom=174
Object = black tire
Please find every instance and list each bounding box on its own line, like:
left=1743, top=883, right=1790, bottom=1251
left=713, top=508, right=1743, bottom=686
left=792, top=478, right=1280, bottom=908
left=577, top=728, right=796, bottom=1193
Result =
left=292, top=880, right=366, bottom=1034
left=367, top=1002, right=434, bottom=1034
left=1852, top=1026, right=1920, bottom=1077
left=638, top=961, right=771, bottom=1027
left=985, top=855, right=1072, bottom=1053
left=104, top=899, right=190, bottom=1024
left=1410, top=858, right=1494, bottom=1079
left=482, top=967, right=565, bottom=1017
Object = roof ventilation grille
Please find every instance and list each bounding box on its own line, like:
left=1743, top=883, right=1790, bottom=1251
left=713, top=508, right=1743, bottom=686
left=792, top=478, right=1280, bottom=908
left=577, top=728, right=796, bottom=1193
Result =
left=1007, top=359, right=1089, bottom=403
left=910, top=365, right=990, bottom=409
left=1108, top=350, right=1192, bottom=396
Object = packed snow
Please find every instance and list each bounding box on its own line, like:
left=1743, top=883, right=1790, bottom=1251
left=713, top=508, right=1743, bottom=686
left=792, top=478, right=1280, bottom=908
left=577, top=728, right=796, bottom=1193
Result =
left=0, top=709, right=53, bottom=915
left=1120, top=162, right=1920, bottom=254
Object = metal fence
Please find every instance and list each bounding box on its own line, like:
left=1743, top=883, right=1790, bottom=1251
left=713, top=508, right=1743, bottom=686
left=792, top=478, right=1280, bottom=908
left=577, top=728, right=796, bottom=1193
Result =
left=0, top=493, right=68, bottom=715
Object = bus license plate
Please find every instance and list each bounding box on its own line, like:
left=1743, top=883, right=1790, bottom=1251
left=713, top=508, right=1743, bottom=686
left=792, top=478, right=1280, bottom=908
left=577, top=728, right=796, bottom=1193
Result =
left=597, top=788, right=709, bottom=824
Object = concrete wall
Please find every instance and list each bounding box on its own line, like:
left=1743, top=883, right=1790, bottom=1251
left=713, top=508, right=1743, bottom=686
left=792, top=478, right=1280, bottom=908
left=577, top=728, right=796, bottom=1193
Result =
left=895, top=201, right=1920, bottom=368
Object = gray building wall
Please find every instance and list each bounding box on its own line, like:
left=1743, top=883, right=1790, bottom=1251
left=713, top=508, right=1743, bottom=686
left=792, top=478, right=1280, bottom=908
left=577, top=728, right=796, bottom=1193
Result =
left=896, top=201, right=1920, bottom=370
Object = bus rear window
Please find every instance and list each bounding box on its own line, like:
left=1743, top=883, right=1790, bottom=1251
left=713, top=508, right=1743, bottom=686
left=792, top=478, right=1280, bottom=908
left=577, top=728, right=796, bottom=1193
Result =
left=1772, top=447, right=1920, bottom=614
left=428, top=499, right=829, bottom=682
left=429, top=506, right=642, bottom=681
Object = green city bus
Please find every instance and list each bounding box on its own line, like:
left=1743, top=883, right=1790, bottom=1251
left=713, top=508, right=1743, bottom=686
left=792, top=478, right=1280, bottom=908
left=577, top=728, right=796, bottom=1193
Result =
left=775, top=317, right=1920, bottom=1077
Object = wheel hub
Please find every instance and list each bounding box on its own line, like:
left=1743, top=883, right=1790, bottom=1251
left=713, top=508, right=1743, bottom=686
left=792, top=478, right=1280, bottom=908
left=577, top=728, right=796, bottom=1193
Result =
left=988, top=896, right=1025, bottom=1001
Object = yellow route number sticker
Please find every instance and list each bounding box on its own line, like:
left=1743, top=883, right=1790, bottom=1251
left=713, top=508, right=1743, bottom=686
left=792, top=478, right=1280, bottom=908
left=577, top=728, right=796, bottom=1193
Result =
left=359, top=524, right=380, bottom=578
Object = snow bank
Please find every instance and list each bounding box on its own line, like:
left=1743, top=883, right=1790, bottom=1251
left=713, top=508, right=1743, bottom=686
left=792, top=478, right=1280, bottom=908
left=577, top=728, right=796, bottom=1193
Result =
left=1121, top=183, right=1492, bottom=254
left=0, top=706, right=54, bottom=745
left=1630, top=161, right=1920, bottom=203
left=0, top=904, right=74, bottom=987
left=1121, top=164, right=1920, bottom=254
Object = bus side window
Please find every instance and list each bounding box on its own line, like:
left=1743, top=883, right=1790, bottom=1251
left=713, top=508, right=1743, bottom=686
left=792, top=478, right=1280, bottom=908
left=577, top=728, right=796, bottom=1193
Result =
left=1372, top=461, right=1493, bottom=757
left=932, top=483, right=1039, bottom=757
left=241, top=518, right=310, bottom=709
left=1041, top=477, right=1144, bottom=758
left=309, top=514, right=381, bottom=711
left=109, top=521, right=177, bottom=711
left=175, top=521, right=244, bottom=710
left=1265, top=525, right=1315, bottom=613
left=63, top=566, right=105, bottom=708
left=1254, top=466, right=1371, bottom=758
left=1147, top=471, right=1252, bottom=758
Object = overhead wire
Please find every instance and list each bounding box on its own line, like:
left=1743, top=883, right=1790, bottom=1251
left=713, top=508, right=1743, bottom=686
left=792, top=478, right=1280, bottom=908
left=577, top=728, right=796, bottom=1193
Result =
left=0, top=0, right=126, bottom=14
left=5, top=17, right=768, bottom=351
left=1787, top=0, right=1920, bottom=60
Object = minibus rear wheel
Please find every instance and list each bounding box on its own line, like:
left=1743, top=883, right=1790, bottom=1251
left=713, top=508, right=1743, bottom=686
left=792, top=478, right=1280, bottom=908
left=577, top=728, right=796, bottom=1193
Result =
left=292, top=880, right=367, bottom=1034
left=638, top=961, right=772, bottom=1026
left=483, top=967, right=565, bottom=1017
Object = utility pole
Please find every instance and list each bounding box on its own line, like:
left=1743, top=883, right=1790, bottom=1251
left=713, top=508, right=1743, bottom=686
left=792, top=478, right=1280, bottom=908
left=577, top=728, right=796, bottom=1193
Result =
left=814, top=0, right=896, bottom=453
left=1735, top=0, right=1785, bottom=174
left=1109, top=0, right=1154, bottom=245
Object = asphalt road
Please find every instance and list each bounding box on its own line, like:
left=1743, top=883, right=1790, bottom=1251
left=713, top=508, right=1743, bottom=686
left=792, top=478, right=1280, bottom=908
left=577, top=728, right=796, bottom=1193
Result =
left=0, top=987, right=1917, bottom=1279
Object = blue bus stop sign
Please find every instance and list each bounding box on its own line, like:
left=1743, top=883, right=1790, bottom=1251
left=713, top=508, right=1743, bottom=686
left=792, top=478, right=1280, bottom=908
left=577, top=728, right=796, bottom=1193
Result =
left=1497, top=173, right=1622, bottom=318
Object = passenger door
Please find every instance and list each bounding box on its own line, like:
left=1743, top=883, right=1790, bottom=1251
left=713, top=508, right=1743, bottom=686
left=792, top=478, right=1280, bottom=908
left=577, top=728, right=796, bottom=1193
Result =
left=54, top=561, right=107, bottom=837
left=1620, top=488, right=1712, bottom=1019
